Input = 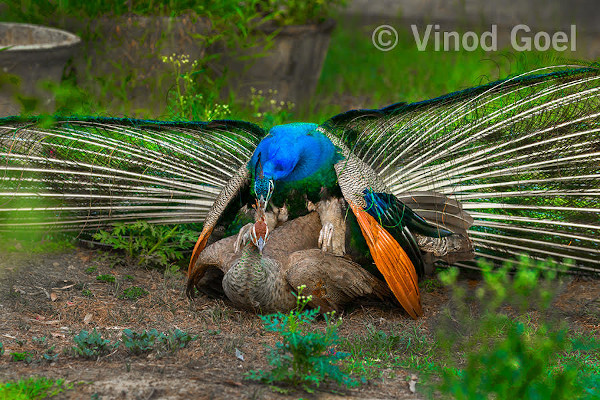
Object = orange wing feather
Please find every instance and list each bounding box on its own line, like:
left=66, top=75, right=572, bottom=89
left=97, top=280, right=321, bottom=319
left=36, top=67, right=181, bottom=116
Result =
left=348, top=201, right=423, bottom=319
left=187, top=226, right=213, bottom=278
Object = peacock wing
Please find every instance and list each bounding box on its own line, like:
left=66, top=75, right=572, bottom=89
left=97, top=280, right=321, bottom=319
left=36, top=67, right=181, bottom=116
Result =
left=316, top=127, right=424, bottom=318
left=321, top=65, right=600, bottom=274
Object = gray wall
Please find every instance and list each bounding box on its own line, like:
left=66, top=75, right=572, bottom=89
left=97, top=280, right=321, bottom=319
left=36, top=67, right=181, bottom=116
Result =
left=344, top=0, right=600, bottom=58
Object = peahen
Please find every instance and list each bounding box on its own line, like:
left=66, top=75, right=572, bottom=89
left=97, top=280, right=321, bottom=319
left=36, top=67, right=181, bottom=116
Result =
left=197, top=199, right=392, bottom=313
left=0, top=66, right=599, bottom=318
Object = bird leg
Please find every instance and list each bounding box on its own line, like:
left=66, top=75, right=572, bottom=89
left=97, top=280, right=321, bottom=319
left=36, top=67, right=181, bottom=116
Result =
left=311, top=197, right=347, bottom=256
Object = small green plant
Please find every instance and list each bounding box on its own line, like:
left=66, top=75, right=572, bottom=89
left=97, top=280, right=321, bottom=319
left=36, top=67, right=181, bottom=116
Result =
left=85, top=266, right=97, bottom=274
left=432, top=257, right=587, bottom=399
left=31, top=336, right=47, bottom=346
left=0, top=376, right=72, bottom=399
left=124, top=275, right=135, bottom=281
left=120, top=286, right=149, bottom=300
left=96, top=274, right=116, bottom=283
left=42, top=346, right=59, bottom=362
left=0, top=341, right=4, bottom=356
left=92, top=221, right=200, bottom=269
left=121, top=329, right=163, bottom=354
left=72, top=329, right=117, bottom=359
left=246, top=286, right=358, bottom=393
left=121, top=328, right=198, bottom=355
left=162, top=54, right=231, bottom=122
left=163, top=329, right=198, bottom=351
left=10, top=351, right=34, bottom=363
left=419, top=277, right=443, bottom=293
left=81, top=288, right=93, bottom=297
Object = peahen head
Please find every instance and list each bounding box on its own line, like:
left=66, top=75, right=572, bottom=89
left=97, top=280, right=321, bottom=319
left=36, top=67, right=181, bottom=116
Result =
left=250, top=202, right=269, bottom=254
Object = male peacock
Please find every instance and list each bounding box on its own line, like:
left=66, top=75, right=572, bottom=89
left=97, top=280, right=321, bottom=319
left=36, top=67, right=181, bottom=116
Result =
left=0, top=66, right=599, bottom=318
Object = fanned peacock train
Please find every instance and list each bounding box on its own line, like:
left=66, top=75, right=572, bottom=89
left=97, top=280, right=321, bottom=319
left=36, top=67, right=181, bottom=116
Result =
left=1, top=65, right=598, bottom=318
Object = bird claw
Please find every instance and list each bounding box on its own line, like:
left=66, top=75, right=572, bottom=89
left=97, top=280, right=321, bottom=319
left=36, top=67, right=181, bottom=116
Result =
left=234, top=223, right=253, bottom=253
left=318, top=222, right=335, bottom=253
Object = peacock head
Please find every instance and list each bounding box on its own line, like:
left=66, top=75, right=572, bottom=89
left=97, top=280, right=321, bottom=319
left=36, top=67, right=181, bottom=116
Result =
left=254, top=177, right=274, bottom=207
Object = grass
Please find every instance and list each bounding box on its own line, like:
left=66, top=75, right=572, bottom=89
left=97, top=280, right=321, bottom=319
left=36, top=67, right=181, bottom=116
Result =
left=0, top=377, right=72, bottom=399
left=341, top=322, right=437, bottom=379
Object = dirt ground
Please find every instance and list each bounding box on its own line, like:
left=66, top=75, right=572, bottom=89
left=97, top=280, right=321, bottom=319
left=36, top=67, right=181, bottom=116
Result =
left=0, top=247, right=598, bottom=399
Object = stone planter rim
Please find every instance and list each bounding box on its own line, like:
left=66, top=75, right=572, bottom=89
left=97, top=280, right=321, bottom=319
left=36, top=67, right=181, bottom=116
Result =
left=0, top=22, right=81, bottom=52
left=258, top=18, right=336, bottom=35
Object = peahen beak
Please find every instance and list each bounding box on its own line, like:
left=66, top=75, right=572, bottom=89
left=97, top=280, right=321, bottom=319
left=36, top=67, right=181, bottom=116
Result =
left=250, top=218, right=269, bottom=254
left=256, top=236, right=266, bottom=254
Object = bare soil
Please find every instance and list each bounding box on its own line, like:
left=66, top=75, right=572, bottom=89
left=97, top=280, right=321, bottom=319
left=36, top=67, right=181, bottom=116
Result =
left=0, top=247, right=598, bottom=400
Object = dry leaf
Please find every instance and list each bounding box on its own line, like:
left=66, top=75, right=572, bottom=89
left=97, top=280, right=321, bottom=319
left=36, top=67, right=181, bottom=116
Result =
left=83, top=313, right=93, bottom=324
left=235, top=348, right=244, bottom=361
left=50, top=332, right=65, bottom=338
left=50, top=292, right=58, bottom=302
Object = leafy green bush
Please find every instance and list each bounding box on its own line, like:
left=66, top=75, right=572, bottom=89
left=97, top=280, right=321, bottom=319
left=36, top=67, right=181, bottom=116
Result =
left=92, top=221, right=200, bottom=269
left=432, top=257, right=590, bottom=400
left=247, top=286, right=359, bottom=393
left=72, top=329, right=117, bottom=359
left=0, top=377, right=72, bottom=400
left=0, top=342, right=3, bottom=356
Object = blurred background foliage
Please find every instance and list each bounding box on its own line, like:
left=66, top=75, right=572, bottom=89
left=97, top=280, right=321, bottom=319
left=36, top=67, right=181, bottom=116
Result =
left=0, top=0, right=577, bottom=126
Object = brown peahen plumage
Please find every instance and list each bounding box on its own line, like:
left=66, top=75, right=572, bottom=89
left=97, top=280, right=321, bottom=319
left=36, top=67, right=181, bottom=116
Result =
left=0, top=66, right=599, bottom=317
left=196, top=200, right=392, bottom=313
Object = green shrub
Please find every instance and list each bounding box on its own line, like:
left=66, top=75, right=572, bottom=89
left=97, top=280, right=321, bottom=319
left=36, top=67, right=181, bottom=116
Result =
left=0, top=342, right=3, bottom=356
left=432, top=257, right=590, bottom=400
left=246, top=286, right=359, bottom=393
left=92, top=221, right=200, bottom=269
left=0, top=377, right=72, bottom=399
left=72, top=329, right=117, bottom=359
